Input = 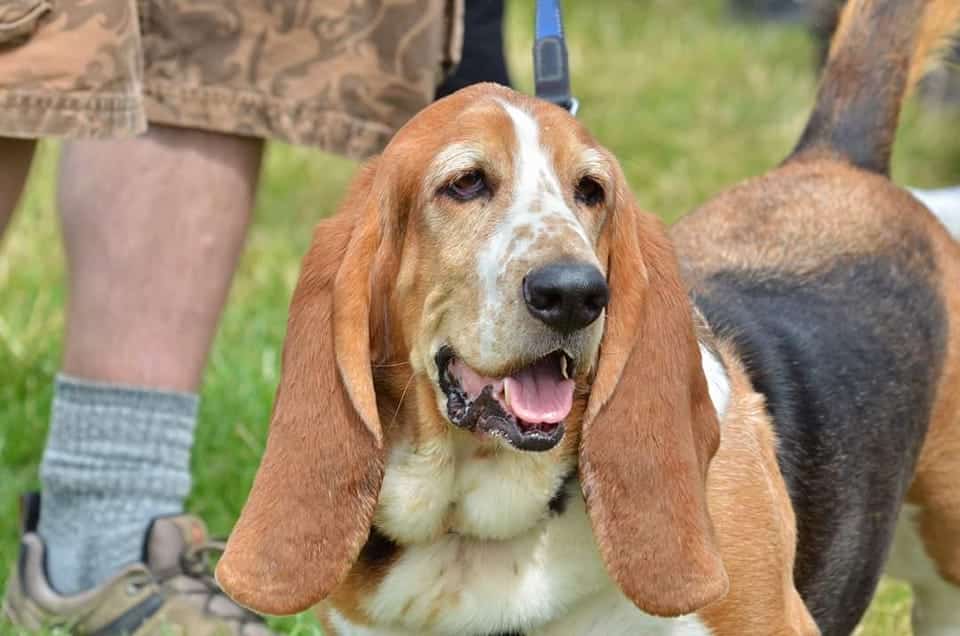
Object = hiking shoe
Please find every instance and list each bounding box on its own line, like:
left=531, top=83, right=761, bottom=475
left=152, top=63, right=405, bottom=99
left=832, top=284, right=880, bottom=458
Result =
left=2, top=493, right=274, bottom=635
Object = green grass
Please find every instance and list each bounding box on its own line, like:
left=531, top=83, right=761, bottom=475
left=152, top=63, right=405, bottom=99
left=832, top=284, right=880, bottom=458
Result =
left=2, top=0, right=957, bottom=633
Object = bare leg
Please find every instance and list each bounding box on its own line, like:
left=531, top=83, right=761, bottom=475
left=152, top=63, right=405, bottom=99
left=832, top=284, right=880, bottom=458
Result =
left=34, top=125, right=265, bottom=595
left=0, top=138, right=37, bottom=238
left=58, top=125, right=263, bottom=392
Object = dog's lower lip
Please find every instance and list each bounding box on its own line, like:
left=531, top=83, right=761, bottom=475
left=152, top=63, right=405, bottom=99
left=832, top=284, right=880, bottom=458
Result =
left=517, top=419, right=561, bottom=433
left=510, top=423, right=565, bottom=452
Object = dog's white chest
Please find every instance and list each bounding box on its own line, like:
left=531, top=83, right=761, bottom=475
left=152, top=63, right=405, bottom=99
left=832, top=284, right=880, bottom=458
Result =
left=364, top=489, right=608, bottom=633
left=332, top=487, right=709, bottom=636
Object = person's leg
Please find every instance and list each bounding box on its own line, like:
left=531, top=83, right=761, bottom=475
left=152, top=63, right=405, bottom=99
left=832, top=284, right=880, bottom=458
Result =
left=58, top=126, right=262, bottom=390
left=38, top=125, right=263, bottom=594
left=0, top=138, right=37, bottom=237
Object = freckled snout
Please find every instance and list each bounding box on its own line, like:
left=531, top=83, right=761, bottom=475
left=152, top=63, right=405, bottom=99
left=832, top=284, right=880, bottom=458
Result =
left=523, top=262, right=609, bottom=334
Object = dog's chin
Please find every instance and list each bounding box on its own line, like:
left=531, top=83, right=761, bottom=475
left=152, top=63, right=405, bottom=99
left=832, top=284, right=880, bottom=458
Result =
left=435, top=346, right=574, bottom=452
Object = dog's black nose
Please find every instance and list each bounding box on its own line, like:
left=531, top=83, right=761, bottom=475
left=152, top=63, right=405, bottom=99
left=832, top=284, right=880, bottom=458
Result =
left=523, top=263, right=609, bottom=334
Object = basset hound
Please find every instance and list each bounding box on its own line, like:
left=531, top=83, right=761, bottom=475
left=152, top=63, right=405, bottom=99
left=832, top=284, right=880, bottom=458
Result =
left=216, top=1, right=960, bottom=634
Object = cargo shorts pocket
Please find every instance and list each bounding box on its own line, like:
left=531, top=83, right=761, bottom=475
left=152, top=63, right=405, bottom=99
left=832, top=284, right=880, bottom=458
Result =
left=0, top=0, right=51, bottom=45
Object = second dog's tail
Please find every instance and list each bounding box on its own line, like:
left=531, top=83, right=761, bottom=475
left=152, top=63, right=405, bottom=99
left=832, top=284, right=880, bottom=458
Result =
left=789, top=0, right=960, bottom=174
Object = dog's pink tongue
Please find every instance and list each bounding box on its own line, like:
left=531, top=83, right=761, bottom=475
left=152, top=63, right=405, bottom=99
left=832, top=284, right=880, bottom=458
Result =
left=505, top=358, right=574, bottom=425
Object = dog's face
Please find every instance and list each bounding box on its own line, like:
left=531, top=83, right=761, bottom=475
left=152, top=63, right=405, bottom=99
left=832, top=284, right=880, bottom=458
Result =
left=217, top=84, right=728, bottom=621
left=384, top=90, right=613, bottom=453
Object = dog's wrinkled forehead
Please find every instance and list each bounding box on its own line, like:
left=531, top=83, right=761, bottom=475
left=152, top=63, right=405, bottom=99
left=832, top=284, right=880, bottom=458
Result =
left=423, top=96, right=609, bottom=255
left=491, top=99, right=593, bottom=243
left=477, top=100, right=601, bottom=311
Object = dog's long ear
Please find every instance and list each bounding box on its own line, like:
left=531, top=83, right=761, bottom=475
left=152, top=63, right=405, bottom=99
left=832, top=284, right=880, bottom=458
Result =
left=580, top=183, right=728, bottom=617
left=217, top=163, right=385, bottom=616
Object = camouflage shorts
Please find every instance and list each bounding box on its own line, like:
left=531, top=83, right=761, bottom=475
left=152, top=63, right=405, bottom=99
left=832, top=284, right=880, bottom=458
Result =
left=0, top=0, right=463, bottom=158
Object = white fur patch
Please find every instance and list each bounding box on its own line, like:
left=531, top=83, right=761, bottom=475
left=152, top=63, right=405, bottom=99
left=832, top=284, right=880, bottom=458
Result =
left=365, top=490, right=608, bottom=634
left=885, top=503, right=960, bottom=635
left=474, top=101, right=595, bottom=351
left=375, top=431, right=574, bottom=544
left=910, top=186, right=960, bottom=239
left=446, top=434, right=571, bottom=539
left=699, top=343, right=730, bottom=423
left=375, top=437, right=456, bottom=543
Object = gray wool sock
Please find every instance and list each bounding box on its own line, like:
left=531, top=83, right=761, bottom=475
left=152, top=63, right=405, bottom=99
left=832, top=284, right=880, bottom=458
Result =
left=38, top=374, right=199, bottom=595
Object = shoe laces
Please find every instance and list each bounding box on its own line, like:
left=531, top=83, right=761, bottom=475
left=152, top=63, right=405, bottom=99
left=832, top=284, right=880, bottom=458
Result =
left=174, top=538, right=267, bottom=627
left=179, top=538, right=227, bottom=585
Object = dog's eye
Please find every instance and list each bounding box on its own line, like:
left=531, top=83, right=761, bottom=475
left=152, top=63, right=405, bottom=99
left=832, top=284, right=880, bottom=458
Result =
left=445, top=170, right=488, bottom=201
left=575, top=176, right=604, bottom=207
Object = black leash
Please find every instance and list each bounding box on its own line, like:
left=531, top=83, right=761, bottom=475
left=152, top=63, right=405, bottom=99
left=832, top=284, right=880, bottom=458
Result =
left=534, top=0, right=578, bottom=115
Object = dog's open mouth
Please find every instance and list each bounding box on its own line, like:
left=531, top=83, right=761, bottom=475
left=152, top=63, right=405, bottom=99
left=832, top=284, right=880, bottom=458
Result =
left=436, top=346, right=574, bottom=452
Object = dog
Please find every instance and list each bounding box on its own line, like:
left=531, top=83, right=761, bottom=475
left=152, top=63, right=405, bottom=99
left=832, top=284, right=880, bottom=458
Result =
left=672, top=0, right=960, bottom=632
left=216, top=0, right=960, bottom=634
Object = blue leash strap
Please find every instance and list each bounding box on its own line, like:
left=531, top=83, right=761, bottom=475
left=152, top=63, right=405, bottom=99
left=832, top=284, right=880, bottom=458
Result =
left=534, top=0, right=578, bottom=115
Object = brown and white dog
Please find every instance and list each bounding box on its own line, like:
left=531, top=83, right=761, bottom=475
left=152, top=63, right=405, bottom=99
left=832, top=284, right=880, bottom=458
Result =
left=217, top=1, right=960, bottom=634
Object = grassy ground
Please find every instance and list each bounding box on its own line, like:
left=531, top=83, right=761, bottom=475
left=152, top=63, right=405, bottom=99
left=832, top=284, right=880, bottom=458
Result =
left=2, top=0, right=957, bottom=633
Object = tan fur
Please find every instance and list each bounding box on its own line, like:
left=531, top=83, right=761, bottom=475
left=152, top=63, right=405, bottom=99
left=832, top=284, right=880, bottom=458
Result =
left=907, top=223, right=960, bottom=587
left=793, top=0, right=960, bottom=174
left=673, top=159, right=940, bottom=277
left=216, top=168, right=389, bottom=616
left=672, top=0, right=960, bottom=632
left=828, top=0, right=960, bottom=88
left=698, top=344, right=819, bottom=635
left=910, top=2, right=960, bottom=87
left=318, top=611, right=336, bottom=634
left=674, top=156, right=960, bottom=627
left=579, top=191, right=728, bottom=617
